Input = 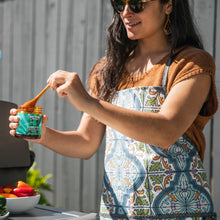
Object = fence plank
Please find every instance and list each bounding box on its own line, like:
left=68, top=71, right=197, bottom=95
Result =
left=94, top=0, right=113, bottom=211
left=55, top=0, right=82, bottom=210
left=191, top=1, right=219, bottom=216
left=213, top=0, right=220, bottom=216
left=11, top=0, right=34, bottom=104
left=30, top=0, right=55, bottom=206
left=0, top=2, right=4, bottom=98
left=32, top=0, right=60, bottom=205
left=1, top=1, right=14, bottom=101
left=81, top=0, right=102, bottom=213
left=191, top=0, right=216, bottom=186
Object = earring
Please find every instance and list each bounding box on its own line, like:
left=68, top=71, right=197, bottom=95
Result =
left=163, top=14, right=172, bottom=35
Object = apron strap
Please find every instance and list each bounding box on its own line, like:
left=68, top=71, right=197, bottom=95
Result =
left=162, top=56, right=172, bottom=94
left=162, top=47, right=186, bottom=94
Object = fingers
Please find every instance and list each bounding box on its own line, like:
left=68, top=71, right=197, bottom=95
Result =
left=47, top=70, right=79, bottom=94
left=9, top=109, right=19, bottom=136
left=10, top=129, right=16, bottom=136
left=56, top=83, right=68, bottom=97
left=47, top=70, right=89, bottom=111
left=9, top=108, right=19, bottom=123
left=9, top=116, right=19, bottom=136
left=42, top=115, right=48, bottom=125
left=10, top=108, right=17, bottom=115
left=9, top=121, right=18, bottom=129
left=9, top=115, right=19, bottom=123
left=9, top=114, right=48, bottom=138
left=47, top=70, right=67, bottom=91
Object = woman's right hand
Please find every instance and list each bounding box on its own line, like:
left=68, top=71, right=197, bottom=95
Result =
left=9, top=108, right=48, bottom=143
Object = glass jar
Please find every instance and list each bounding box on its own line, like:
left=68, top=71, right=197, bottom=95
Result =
left=15, top=106, right=43, bottom=139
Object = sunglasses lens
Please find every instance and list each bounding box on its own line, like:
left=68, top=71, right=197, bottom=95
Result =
left=129, top=0, right=143, bottom=13
left=112, top=0, right=125, bottom=12
left=112, top=0, right=144, bottom=13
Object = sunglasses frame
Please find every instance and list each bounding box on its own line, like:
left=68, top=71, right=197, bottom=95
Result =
left=111, top=0, right=152, bottom=14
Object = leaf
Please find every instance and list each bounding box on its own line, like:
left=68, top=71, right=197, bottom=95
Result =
left=149, top=162, right=164, bottom=171
left=26, top=162, right=53, bottom=206
left=146, top=97, right=157, bottom=106
left=199, top=172, right=207, bottom=182
left=134, top=196, right=148, bottom=206
left=150, top=175, right=163, bottom=184
left=198, top=160, right=204, bottom=169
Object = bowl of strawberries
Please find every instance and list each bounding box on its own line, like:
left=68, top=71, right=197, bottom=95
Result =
left=0, top=181, right=40, bottom=214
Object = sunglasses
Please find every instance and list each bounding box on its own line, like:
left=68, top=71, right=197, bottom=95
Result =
left=111, top=0, right=152, bottom=14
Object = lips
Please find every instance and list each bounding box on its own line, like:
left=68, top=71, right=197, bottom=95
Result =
left=125, top=21, right=141, bottom=28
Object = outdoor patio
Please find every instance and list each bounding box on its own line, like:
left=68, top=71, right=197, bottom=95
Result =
left=0, top=0, right=219, bottom=218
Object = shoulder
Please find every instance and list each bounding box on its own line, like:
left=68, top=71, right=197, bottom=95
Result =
left=168, top=46, right=215, bottom=87
left=176, top=46, right=213, bottom=59
left=168, top=46, right=218, bottom=117
left=87, top=57, right=107, bottom=97
left=172, top=46, right=215, bottom=75
left=178, top=46, right=215, bottom=65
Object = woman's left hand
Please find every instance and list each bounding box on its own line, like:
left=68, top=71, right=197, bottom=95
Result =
left=47, top=70, right=92, bottom=111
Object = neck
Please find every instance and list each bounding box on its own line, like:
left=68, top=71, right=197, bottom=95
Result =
left=126, top=35, right=171, bottom=76
left=135, top=33, right=171, bottom=58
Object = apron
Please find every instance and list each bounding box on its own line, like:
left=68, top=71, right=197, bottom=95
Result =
left=99, top=57, right=217, bottom=220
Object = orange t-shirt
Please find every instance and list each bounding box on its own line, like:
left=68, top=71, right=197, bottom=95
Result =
left=88, top=46, right=218, bottom=161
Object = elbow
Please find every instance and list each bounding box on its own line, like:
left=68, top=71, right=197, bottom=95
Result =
left=67, top=146, right=97, bottom=160
left=150, top=130, right=182, bottom=150
left=83, top=154, right=94, bottom=160
left=159, top=142, right=173, bottom=150
left=158, top=135, right=182, bottom=150
left=82, top=149, right=97, bottom=160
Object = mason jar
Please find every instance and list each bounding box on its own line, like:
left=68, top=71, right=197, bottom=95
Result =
left=15, top=106, right=43, bottom=139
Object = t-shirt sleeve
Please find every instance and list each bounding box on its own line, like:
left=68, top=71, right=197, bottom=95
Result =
left=87, top=57, right=106, bottom=98
left=167, top=49, right=218, bottom=117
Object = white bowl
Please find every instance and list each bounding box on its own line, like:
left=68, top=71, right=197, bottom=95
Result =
left=6, top=194, right=40, bottom=214
left=0, top=211, right=9, bottom=219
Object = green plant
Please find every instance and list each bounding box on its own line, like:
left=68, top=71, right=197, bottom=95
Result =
left=26, top=162, right=53, bottom=206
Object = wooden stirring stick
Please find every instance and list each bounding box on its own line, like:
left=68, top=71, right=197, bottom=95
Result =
left=22, top=84, right=50, bottom=111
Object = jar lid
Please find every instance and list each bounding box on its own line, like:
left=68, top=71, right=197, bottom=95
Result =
left=18, top=105, right=42, bottom=114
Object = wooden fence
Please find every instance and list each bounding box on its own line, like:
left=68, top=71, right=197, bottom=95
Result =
left=0, top=0, right=219, bottom=216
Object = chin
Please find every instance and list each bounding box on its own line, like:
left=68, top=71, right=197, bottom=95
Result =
left=127, top=34, right=139, bottom=41
left=126, top=30, right=141, bottom=41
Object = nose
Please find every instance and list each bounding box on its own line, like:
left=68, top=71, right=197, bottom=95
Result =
left=122, top=4, right=134, bottom=17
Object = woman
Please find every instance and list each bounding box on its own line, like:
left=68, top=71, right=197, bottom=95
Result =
left=9, top=0, right=218, bottom=219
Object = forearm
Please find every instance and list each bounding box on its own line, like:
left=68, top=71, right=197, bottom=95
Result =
left=82, top=75, right=210, bottom=148
left=40, top=127, right=97, bottom=159
left=85, top=99, right=173, bottom=148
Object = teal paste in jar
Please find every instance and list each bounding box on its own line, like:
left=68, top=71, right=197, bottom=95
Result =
left=15, top=106, right=42, bottom=139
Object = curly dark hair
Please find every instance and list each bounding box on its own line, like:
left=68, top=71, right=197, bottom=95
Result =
left=89, top=0, right=204, bottom=101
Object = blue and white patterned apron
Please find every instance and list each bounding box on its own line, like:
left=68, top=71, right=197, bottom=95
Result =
left=99, top=57, right=217, bottom=220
